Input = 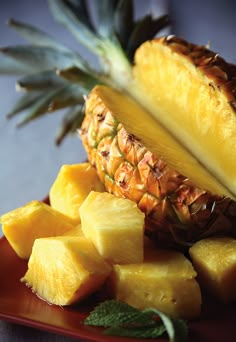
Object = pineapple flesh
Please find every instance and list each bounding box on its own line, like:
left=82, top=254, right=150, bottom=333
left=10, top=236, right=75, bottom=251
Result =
left=21, top=236, right=111, bottom=306
left=79, top=191, right=145, bottom=264
left=131, top=37, right=236, bottom=198
left=49, top=163, right=105, bottom=223
left=189, top=237, right=236, bottom=303
left=1, top=200, right=76, bottom=259
left=109, top=246, right=201, bottom=320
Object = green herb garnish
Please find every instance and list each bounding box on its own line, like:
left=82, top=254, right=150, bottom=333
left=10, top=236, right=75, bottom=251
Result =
left=84, top=300, right=188, bottom=341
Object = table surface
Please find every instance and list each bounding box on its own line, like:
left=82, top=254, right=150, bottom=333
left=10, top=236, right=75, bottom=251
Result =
left=0, top=321, right=77, bottom=342
left=2, top=0, right=236, bottom=341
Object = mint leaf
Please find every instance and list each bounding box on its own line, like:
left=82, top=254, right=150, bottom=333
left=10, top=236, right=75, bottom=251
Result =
left=84, top=300, right=153, bottom=327
left=144, top=308, right=188, bottom=342
left=84, top=300, right=188, bottom=341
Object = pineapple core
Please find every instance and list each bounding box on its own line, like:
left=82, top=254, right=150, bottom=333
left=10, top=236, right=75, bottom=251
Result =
left=189, top=237, right=236, bottom=303
left=79, top=191, right=145, bottom=264
left=49, top=163, right=105, bottom=223
left=21, top=236, right=111, bottom=306
left=1, top=200, right=76, bottom=259
left=109, top=247, right=202, bottom=320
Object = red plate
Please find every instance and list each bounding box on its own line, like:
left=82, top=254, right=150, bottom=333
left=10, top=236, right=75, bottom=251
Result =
left=1, top=235, right=236, bottom=342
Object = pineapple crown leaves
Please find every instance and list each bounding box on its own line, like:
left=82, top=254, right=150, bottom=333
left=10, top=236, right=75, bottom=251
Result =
left=0, top=0, right=170, bottom=145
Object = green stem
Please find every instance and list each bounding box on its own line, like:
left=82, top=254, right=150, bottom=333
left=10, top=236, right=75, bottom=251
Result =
left=99, top=39, right=133, bottom=90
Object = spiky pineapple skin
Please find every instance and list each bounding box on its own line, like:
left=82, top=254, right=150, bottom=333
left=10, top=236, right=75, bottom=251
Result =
left=159, top=36, right=236, bottom=108
left=80, top=88, right=236, bottom=249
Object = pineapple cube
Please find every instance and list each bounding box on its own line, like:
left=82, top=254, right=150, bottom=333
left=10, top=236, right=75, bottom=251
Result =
left=62, top=224, right=84, bottom=237
left=21, top=236, right=111, bottom=306
left=1, top=200, right=76, bottom=259
left=109, top=247, right=202, bottom=320
left=79, top=191, right=145, bottom=264
left=189, top=237, right=236, bottom=302
left=49, top=163, right=105, bottom=223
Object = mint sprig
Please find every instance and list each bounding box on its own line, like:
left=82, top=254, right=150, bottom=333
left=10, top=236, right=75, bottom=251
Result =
left=84, top=300, right=188, bottom=341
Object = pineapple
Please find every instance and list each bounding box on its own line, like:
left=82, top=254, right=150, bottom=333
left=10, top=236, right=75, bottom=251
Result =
left=109, top=246, right=201, bottom=320
left=79, top=191, right=145, bottom=264
left=189, top=237, right=236, bottom=303
left=21, top=235, right=111, bottom=306
left=49, top=163, right=105, bottom=223
left=1, top=1, right=236, bottom=248
left=0, top=200, right=76, bottom=259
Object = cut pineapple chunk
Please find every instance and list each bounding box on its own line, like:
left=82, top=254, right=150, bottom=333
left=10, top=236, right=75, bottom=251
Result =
left=109, top=247, right=201, bottom=320
left=49, top=163, right=105, bottom=223
left=21, top=236, right=111, bottom=306
left=189, top=237, right=236, bottom=303
left=1, top=200, right=76, bottom=259
left=62, top=224, right=84, bottom=237
left=79, top=191, right=145, bottom=264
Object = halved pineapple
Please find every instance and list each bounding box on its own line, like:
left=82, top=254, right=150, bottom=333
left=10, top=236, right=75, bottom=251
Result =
left=79, top=191, right=145, bottom=264
left=21, top=236, right=111, bottom=306
left=1, top=200, right=76, bottom=259
left=49, top=163, right=105, bottom=223
left=109, top=247, right=201, bottom=320
left=189, top=237, right=236, bottom=303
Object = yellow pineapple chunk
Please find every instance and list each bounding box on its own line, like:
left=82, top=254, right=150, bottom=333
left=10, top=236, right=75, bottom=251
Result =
left=189, top=237, right=236, bottom=303
left=79, top=191, right=145, bottom=264
left=49, top=163, right=105, bottom=223
left=62, top=224, right=84, bottom=237
left=1, top=200, right=76, bottom=259
left=109, top=247, right=202, bottom=320
left=21, top=236, right=111, bottom=306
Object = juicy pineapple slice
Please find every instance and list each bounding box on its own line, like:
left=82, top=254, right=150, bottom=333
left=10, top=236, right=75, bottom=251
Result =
left=49, top=163, right=105, bottom=223
left=131, top=37, right=236, bottom=199
left=189, top=237, right=236, bottom=303
left=109, top=247, right=202, bottom=320
left=79, top=191, right=145, bottom=264
left=1, top=200, right=76, bottom=259
left=21, top=236, right=111, bottom=306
